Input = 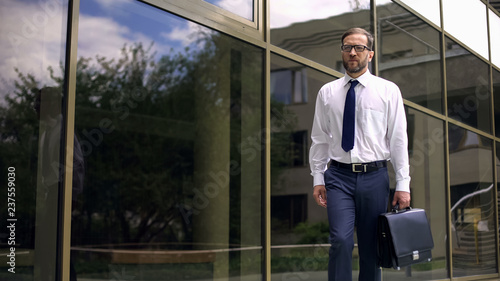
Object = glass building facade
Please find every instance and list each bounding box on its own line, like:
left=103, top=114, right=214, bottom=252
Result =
left=0, top=0, right=500, bottom=280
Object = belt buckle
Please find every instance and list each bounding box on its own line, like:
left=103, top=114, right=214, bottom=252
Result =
left=352, top=163, right=366, bottom=173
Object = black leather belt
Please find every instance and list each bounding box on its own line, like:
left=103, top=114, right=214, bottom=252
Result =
left=330, top=159, right=387, bottom=173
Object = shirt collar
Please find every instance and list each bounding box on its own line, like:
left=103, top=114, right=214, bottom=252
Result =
left=343, top=69, right=372, bottom=88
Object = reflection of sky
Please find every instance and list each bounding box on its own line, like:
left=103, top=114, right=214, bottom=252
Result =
left=79, top=0, right=209, bottom=63
left=0, top=0, right=68, bottom=93
left=0, top=0, right=209, bottom=94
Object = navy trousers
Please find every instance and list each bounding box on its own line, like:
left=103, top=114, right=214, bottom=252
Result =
left=324, top=164, right=390, bottom=281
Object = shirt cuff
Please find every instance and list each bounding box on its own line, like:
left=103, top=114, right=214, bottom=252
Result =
left=312, top=173, right=325, bottom=187
left=395, top=179, right=411, bottom=193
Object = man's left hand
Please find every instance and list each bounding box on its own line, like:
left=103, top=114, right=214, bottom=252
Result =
left=392, top=191, right=411, bottom=209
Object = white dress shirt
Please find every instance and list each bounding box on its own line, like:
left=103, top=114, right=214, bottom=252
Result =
left=309, top=70, right=411, bottom=192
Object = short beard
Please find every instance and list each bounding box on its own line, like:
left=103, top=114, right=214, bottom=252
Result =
left=343, top=62, right=363, bottom=73
left=343, top=55, right=368, bottom=74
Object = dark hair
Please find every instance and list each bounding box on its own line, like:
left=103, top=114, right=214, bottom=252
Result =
left=341, top=27, right=374, bottom=50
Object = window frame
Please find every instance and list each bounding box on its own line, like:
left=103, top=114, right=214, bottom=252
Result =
left=141, top=0, right=264, bottom=43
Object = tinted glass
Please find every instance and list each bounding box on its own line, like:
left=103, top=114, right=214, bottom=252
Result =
left=270, top=53, right=335, bottom=280
left=71, top=1, right=263, bottom=280
left=0, top=1, right=68, bottom=280
left=496, top=141, right=500, bottom=274
left=494, top=69, right=500, bottom=138
left=446, top=37, right=491, bottom=133
left=449, top=124, right=497, bottom=277
left=271, top=0, right=371, bottom=72
left=377, top=2, right=442, bottom=113
left=383, top=108, right=448, bottom=280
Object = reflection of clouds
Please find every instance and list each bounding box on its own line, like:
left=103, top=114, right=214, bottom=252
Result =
left=77, top=14, right=152, bottom=62
left=86, top=0, right=210, bottom=55
left=0, top=0, right=67, bottom=93
left=270, top=0, right=366, bottom=29
left=78, top=15, right=207, bottom=65
left=0, top=0, right=222, bottom=96
left=161, top=22, right=212, bottom=49
left=0, top=0, right=208, bottom=95
left=79, top=0, right=206, bottom=64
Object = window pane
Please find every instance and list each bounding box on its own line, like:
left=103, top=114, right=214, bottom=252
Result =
left=442, top=0, right=488, bottom=60
left=203, top=0, right=253, bottom=21
left=271, top=0, right=371, bottom=71
left=71, top=1, right=263, bottom=280
left=377, top=2, right=442, bottom=113
left=270, top=53, right=334, bottom=280
left=383, top=108, right=448, bottom=280
left=399, top=0, right=440, bottom=26
left=494, top=69, right=500, bottom=138
left=446, top=37, right=491, bottom=133
left=490, top=9, right=500, bottom=69
left=449, top=125, right=497, bottom=277
left=0, top=1, right=68, bottom=280
left=496, top=141, right=500, bottom=274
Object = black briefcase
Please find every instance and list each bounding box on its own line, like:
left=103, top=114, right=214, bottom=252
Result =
left=377, top=207, right=434, bottom=270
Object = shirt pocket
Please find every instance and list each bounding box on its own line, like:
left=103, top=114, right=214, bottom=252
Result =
left=360, top=109, right=386, bottom=136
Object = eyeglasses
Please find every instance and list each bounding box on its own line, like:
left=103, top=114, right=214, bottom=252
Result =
left=341, top=45, right=371, bottom=52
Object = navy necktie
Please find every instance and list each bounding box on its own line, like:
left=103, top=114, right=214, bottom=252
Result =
left=342, top=80, right=359, bottom=152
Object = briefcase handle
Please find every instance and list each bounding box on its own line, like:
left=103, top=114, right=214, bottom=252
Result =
left=392, top=204, right=412, bottom=213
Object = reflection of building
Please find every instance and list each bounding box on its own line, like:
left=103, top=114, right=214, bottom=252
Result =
left=1, top=1, right=500, bottom=281
left=269, top=2, right=500, bottom=280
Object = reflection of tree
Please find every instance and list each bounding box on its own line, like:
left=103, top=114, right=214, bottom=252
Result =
left=70, top=42, right=200, bottom=246
left=0, top=70, right=41, bottom=249
left=2, top=30, right=292, bottom=253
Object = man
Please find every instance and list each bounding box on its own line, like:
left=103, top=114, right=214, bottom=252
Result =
left=309, top=27, right=411, bottom=281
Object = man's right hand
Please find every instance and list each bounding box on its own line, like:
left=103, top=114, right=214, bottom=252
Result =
left=313, top=185, right=327, bottom=208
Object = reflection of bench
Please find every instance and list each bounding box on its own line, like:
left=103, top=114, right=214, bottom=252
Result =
left=71, top=247, right=216, bottom=264
left=72, top=246, right=262, bottom=280
left=113, top=250, right=216, bottom=264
